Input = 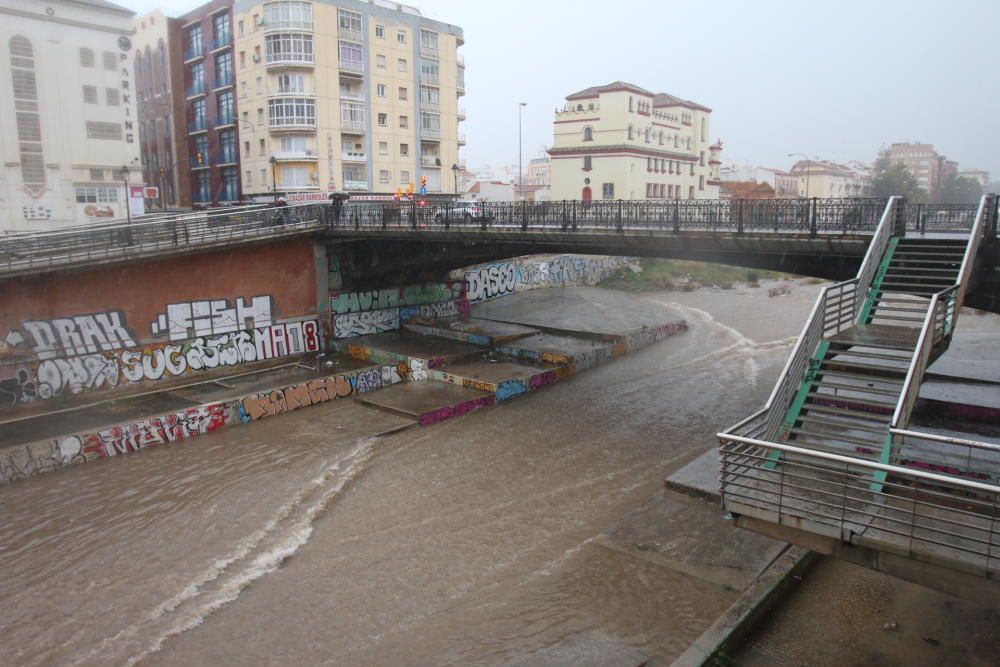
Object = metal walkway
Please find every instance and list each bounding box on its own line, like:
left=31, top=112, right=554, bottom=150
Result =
left=718, top=195, right=1000, bottom=601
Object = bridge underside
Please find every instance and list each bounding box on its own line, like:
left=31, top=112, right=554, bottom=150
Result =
left=328, top=230, right=872, bottom=291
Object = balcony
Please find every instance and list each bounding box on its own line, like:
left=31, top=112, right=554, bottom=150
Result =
left=264, top=19, right=313, bottom=33
left=343, top=179, right=368, bottom=191
left=419, top=44, right=438, bottom=58
left=272, top=150, right=319, bottom=161
left=188, top=118, right=208, bottom=133
left=420, top=155, right=442, bottom=167
left=210, top=34, right=231, bottom=52
left=340, top=27, right=363, bottom=43
left=342, top=150, right=366, bottom=162
left=457, top=54, right=465, bottom=67
left=339, top=59, right=364, bottom=75
left=278, top=183, right=318, bottom=191
left=266, top=54, right=315, bottom=69
left=183, top=46, right=203, bottom=63
left=213, top=71, right=234, bottom=90
left=457, top=133, right=466, bottom=145
left=215, top=151, right=238, bottom=165
left=189, top=155, right=209, bottom=169
left=422, top=127, right=441, bottom=140
left=457, top=106, right=466, bottom=120
left=457, top=79, right=465, bottom=95
left=341, top=119, right=365, bottom=134
left=215, top=114, right=235, bottom=128
left=339, top=91, right=364, bottom=102
left=420, top=98, right=440, bottom=111
left=185, top=80, right=206, bottom=98
left=419, top=73, right=440, bottom=86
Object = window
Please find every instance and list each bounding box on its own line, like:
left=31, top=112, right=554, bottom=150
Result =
left=419, top=29, right=439, bottom=54
left=82, top=85, right=98, bottom=104
left=215, top=51, right=232, bottom=85
left=86, top=121, right=122, bottom=140
left=89, top=169, right=104, bottom=181
left=217, top=90, right=234, bottom=124
left=400, top=143, right=408, bottom=157
left=397, top=58, right=407, bottom=72
left=238, top=20, right=244, bottom=37
left=240, top=51, right=246, bottom=69
left=277, top=73, right=304, bottom=93
left=245, top=169, right=251, bottom=185
left=398, top=86, right=407, bottom=101
left=700, top=150, right=705, bottom=166
left=255, top=76, right=263, bottom=94
left=194, top=171, right=211, bottom=202
left=583, top=156, right=592, bottom=170
left=379, top=170, right=390, bottom=183
left=193, top=134, right=208, bottom=164
left=627, top=125, right=634, bottom=140
left=701, top=118, right=706, bottom=142
left=219, top=129, right=237, bottom=163
left=378, top=141, right=388, bottom=155
left=400, top=170, right=410, bottom=184
left=628, top=96, right=633, bottom=112
left=644, top=128, right=650, bottom=143
left=419, top=60, right=439, bottom=84
left=103, top=51, right=117, bottom=71
left=339, top=41, right=363, bottom=70
left=376, top=54, right=386, bottom=69
left=263, top=2, right=312, bottom=30
left=340, top=101, right=364, bottom=128
left=420, top=112, right=440, bottom=134
left=244, top=140, right=250, bottom=154
left=74, top=186, right=119, bottom=203
left=420, top=85, right=440, bottom=107
left=375, top=25, right=384, bottom=38
left=257, top=108, right=264, bottom=126
left=190, top=61, right=205, bottom=91
left=268, top=97, right=316, bottom=127
left=689, top=185, right=694, bottom=199
left=192, top=98, right=207, bottom=126
left=583, top=126, right=593, bottom=141
left=397, top=30, right=406, bottom=44
left=281, top=166, right=309, bottom=187
left=266, top=33, right=314, bottom=64
left=377, top=113, right=387, bottom=126
left=338, top=9, right=362, bottom=35
left=260, top=168, right=266, bottom=183
left=80, top=48, right=95, bottom=67
left=185, top=25, right=202, bottom=58
left=105, top=88, right=120, bottom=106
left=602, top=183, right=614, bottom=199
left=280, top=136, right=306, bottom=152
left=699, top=175, right=705, bottom=191
left=213, top=13, right=231, bottom=48
left=376, top=83, right=386, bottom=97
left=659, top=131, right=663, bottom=145
left=399, top=115, right=408, bottom=129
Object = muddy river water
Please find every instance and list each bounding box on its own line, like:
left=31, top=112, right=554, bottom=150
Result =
left=0, top=282, right=995, bottom=665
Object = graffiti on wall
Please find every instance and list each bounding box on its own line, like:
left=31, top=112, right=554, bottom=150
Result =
left=332, top=310, right=400, bottom=338
left=7, top=311, right=136, bottom=360
left=150, top=295, right=274, bottom=341
left=462, top=256, right=635, bottom=304
left=329, top=281, right=469, bottom=339
left=5, top=320, right=321, bottom=405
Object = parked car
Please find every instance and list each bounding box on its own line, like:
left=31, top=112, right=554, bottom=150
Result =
left=434, top=201, right=490, bottom=223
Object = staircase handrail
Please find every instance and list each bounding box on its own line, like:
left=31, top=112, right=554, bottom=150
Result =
left=890, top=194, right=994, bottom=431
left=747, top=197, right=899, bottom=442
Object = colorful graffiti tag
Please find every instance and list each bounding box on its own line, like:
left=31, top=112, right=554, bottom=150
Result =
left=462, top=256, right=635, bottom=304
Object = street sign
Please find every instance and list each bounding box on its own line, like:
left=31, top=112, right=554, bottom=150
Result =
left=419, top=185, right=427, bottom=196
left=144, top=186, right=159, bottom=199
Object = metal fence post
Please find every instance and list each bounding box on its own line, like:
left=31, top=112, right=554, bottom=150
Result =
left=673, top=201, right=680, bottom=233
left=918, top=202, right=925, bottom=234
left=737, top=199, right=744, bottom=235
left=616, top=199, right=623, bottom=232
left=572, top=200, right=577, bottom=231
left=521, top=200, right=528, bottom=231
left=809, top=197, right=818, bottom=237
left=444, top=202, right=450, bottom=230
left=561, top=200, right=568, bottom=231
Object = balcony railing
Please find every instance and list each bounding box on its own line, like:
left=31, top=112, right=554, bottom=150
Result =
left=339, top=59, right=364, bottom=74
left=343, top=179, right=368, bottom=190
left=272, top=150, right=318, bottom=160
left=186, top=81, right=206, bottom=98
left=340, top=91, right=364, bottom=102
left=421, top=155, right=441, bottom=167
left=214, top=72, right=234, bottom=89
left=188, top=118, right=208, bottom=133
left=266, top=53, right=315, bottom=68
left=419, top=73, right=440, bottom=85
left=188, top=155, right=209, bottom=169
left=341, top=119, right=365, bottom=133
left=215, top=114, right=235, bottom=127
left=457, top=133, right=466, bottom=144
left=210, top=34, right=231, bottom=51
left=269, top=116, right=316, bottom=130
left=420, top=98, right=440, bottom=111
left=183, top=46, right=203, bottom=62
left=216, top=151, right=238, bottom=165
left=340, top=28, right=363, bottom=43
left=342, top=151, right=366, bottom=162
left=264, top=19, right=313, bottom=32
left=422, top=127, right=441, bottom=139
left=457, top=54, right=465, bottom=66
left=457, top=107, right=466, bottom=120
left=419, top=44, right=439, bottom=58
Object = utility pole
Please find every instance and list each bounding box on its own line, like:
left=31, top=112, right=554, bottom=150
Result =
left=121, top=163, right=132, bottom=225
left=788, top=152, right=813, bottom=199
left=518, top=102, right=527, bottom=201
left=269, top=155, right=278, bottom=203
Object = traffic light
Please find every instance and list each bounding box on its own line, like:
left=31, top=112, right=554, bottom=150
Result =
left=420, top=175, right=427, bottom=187
left=196, top=152, right=204, bottom=165
left=407, top=182, right=415, bottom=195
left=395, top=187, right=402, bottom=200
left=419, top=198, right=426, bottom=207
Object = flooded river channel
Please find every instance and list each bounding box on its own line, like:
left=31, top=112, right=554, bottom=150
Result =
left=6, top=280, right=979, bottom=665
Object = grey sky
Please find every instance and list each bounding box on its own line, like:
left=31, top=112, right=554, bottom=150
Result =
left=123, top=0, right=1000, bottom=178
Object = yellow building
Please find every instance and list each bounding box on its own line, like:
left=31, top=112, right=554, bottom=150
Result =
left=549, top=81, right=721, bottom=201
left=232, top=0, right=464, bottom=200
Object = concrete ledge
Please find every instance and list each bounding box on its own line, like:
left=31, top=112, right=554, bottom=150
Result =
left=670, top=546, right=817, bottom=667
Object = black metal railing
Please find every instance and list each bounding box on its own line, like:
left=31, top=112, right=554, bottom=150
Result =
left=2, top=197, right=989, bottom=277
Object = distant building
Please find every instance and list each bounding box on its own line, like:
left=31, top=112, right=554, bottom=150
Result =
left=789, top=160, right=867, bottom=198
left=133, top=10, right=190, bottom=208
left=0, top=0, right=142, bottom=231
left=887, top=142, right=951, bottom=201
left=525, top=155, right=550, bottom=186
left=466, top=180, right=513, bottom=201
left=720, top=165, right=797, bottom=198
left=548, top=81, right=721, bottom=201
left=957, top=169, right=989, bottom=189
left=720, top=181, right=775, bottom=200
left=513, top=183, right=549, bottom=202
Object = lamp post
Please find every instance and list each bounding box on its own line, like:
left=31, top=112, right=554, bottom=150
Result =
left=788, top=152, right=813, bottom=199
left=518, top=102, right=527, bottom=200
left=121, top=163, right=132, bottom=225
left=451, top=163, right=459, bottom=197
left=269, top=155, right=278, bottom=203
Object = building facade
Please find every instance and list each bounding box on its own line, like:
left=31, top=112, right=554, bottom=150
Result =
left=525, top=155, right=549, bottom=186
left=0, top=0, right=142, bottom=231
left=887, top=142, right=953, bottom=201
left=134, top=10, right=190, bottom=209
left=957, top=169, right=990, bottom=189
left=719, top=165, right=797, bottom=198
left=789, top=160, right=868, bottom=198
left=179, top=0, right=242, bottom=205
left=548, top=81, right=721, bottom=202
left=232, top=0, right=464, bottom=201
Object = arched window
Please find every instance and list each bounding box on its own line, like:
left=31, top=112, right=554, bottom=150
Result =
left=627, top=125, right=634, bottom=140
left=576, top=104, right=583, bottom=111
left=9, top=36, right=45, bottom=193
left=582, top=126, right=593, bottom=142
left=628, top=96, right=634, bottom=112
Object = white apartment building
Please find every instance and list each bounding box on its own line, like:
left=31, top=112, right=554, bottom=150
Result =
left=0, top=0, right=142, bottom=231
left=549, top=81, right=721, bottom=201
left=232, top=0, right=464, bottom=200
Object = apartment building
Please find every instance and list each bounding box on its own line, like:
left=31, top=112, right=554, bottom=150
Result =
left=179, top=0, right=242, bottom=205
left=525, top=156, right=550, bottom=186
left=957, top=169, right=990, bottom=189
left=0, top=0, right=142, bottom=231
left=887, top=142, right=954, bottom=201
left=134, top=11, right=190, bottom=208
left=789, top=160, right=868, bottom=198
left=548, top=81, right=721, bottom=201
left=232, top=0, right=464, bottom=200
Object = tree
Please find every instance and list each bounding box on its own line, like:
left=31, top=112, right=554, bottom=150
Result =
left=871, top=155, right=926, bottom=202
left=937, top=175, right=984, bottom=204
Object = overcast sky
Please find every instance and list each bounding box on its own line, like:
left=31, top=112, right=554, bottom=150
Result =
left=123, top=0, right=999, bottom=178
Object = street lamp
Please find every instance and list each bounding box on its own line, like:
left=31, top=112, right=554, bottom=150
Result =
left=121, top=163, right=132, bottom=225
left=788, top=152, right=814, bottom=199
left=451, top=163, right=459, bottom=197
left=269, top=155, right=278, bottom=203
left=518, top=102, right=527, bottom=200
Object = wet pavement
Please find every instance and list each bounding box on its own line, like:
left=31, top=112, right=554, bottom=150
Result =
left=1, top=278, right=996, bottom=666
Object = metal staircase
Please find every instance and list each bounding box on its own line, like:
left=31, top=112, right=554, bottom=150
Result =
left=718, top=194, right=1000, bottom=601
